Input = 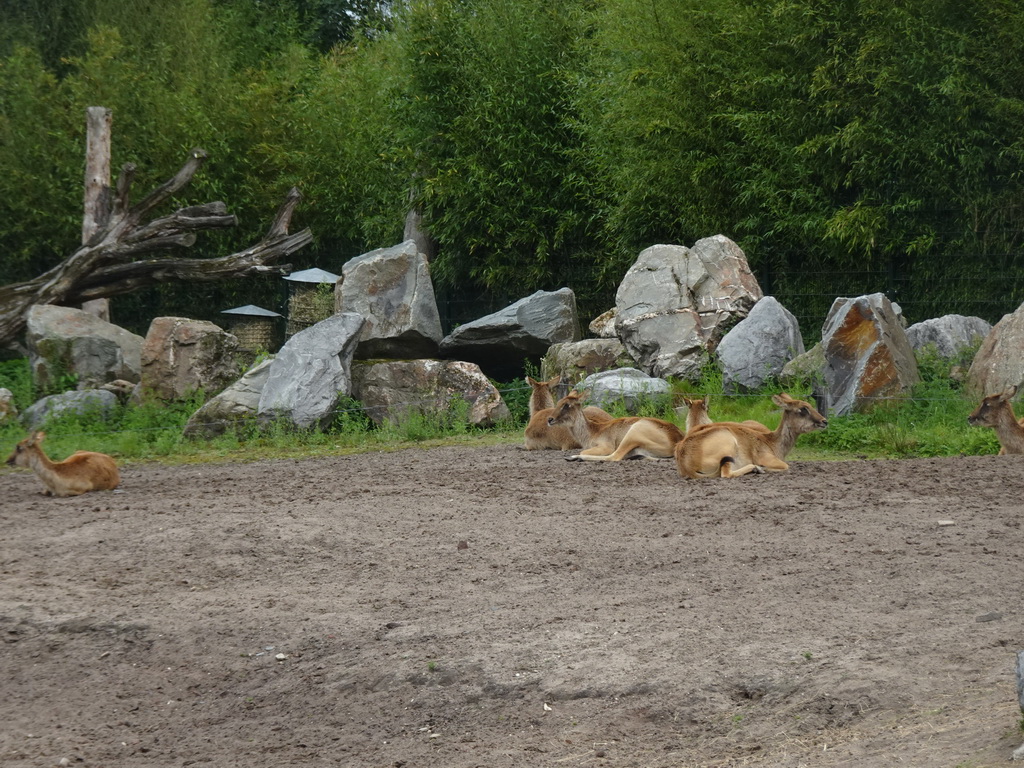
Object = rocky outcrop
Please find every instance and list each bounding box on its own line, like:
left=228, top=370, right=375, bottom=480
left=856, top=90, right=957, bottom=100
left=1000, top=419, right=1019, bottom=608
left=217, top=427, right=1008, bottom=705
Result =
left=257, top=312, right=365, bottom=429
left=351, top=359, right=509, bottom=427
left=822, top=293, right=920, bottom=416
left=576, top=367, right=671, bottom=412
left=717, top=297, right=804, bottom=393
left=183, top=358, right=275, bottom=439
left=614, top=236, right=762, bottom=381
left=906, top=314, right=991, bottom=359
left=966, top=304, right=1024, bottom=397
left=20, top=389, right=119, bottom=430
left=439, top=288, right=580, bottom=380
left=139, top=317, right=242, bottom=401
left=25, top=305, right=143, bottom=391
left=588, top=309, right=617, bottom=339
left=542, top=339, right=635, bottom=388
left=335, top=240, right=444, bottom=359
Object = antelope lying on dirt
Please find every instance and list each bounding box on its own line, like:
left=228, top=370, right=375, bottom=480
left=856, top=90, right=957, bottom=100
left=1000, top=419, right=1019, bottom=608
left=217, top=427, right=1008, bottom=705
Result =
left=523, top=376, right=612, bottom=450
left=674, top=393, right=827, bottom=478
left=6, top=431, right=120, bottom=496
left=548, top=390, right=683, bottom=461
left=968, top=385, right=1024, bottom=454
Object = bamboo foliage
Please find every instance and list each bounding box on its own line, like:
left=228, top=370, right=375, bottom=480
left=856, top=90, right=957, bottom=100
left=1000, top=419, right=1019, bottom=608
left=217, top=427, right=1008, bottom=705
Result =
left=1, top=0, right=1024, bottom=336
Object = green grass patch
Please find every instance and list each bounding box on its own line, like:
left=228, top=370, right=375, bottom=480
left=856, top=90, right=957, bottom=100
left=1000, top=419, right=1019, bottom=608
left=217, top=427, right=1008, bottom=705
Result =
left=0, top=347, right=1007, bottom=467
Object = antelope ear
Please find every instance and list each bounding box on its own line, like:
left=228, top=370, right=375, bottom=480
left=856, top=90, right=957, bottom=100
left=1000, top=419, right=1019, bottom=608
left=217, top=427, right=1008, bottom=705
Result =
left=576, top=389, right=590, bottom=402
left=771, top=394, right=787, bottom=407
left=1008, top=384, right=1019, bottom=400
left=547, top=374, right=561, bottom=387
left=31, top=431, right=46, bottom=445
left=682, top=397, right=694, bottom=406
left=526, top=376, right=538, bottom=386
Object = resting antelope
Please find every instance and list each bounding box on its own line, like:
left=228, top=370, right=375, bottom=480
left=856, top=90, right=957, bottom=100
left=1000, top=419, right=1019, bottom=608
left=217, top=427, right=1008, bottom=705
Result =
left=674, top=393, right=827, bottom=479
left=968, top=385, right=1024, bottom=454
left=547, top=390, right=683, bottom=461
left=6, top=431, right=120, bottom=497
left=523, top=376, right=611, bottom=450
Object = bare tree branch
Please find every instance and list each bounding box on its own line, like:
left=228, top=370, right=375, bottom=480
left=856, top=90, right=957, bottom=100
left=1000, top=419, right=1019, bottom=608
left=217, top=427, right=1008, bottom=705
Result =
left=0, top=149, right=312, bottom=349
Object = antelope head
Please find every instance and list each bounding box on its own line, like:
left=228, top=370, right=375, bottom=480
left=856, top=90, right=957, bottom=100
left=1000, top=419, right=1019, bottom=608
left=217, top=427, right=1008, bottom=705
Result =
left=773, top=393, right=828, bottom=433
left=6, top=430, right=44, bottom=467
left=968, top=385, right=1018, bottom=427
left=547, top=390, right=588, bottom=426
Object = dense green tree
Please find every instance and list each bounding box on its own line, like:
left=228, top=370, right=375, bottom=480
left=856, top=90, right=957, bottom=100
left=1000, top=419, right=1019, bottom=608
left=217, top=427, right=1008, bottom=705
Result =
left=3, top=0, right=1024, bottom=341
left=578, top=0, right=1024, bottom=325
left=393, top=0, right=605, bottom=310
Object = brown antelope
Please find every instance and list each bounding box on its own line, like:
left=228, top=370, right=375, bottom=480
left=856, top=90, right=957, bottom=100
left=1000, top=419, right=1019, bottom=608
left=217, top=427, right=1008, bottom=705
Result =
left=6, top=431, right=120, bottom=497
left=523, top=376, right=612, bottom=450
left=547, top=390, right=683, bottom=461
left=674, top=396, right=712, bottom=433
left=968, top=385, right=1024, bottom=454
left=526, top=375, right=560, bottom=416
left=675, top=393, right=827, bottom=479
left=674, top=394, right=770, bottom=434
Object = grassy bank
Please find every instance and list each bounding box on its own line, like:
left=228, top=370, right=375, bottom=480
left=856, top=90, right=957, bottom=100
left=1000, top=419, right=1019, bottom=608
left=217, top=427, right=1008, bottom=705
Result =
left=0, top=354, right=1003, bottom=467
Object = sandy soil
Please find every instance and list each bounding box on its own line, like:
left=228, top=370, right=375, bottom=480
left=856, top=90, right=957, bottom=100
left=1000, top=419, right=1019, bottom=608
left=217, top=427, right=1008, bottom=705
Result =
left=1, top=443, right=1023, bottom=767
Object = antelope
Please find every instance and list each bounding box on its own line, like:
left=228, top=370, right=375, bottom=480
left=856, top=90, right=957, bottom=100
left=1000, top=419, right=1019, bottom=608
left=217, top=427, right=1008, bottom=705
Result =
left=968, top=385, right=1024, bottom=454
left=674, top=394, right=770, bottom=434
left=674, top=396, right=712, bottom=433
left=547, top=390, right=683, bottom=461
left=523, top=376, right=612, bottom=450
left=6, top=431, right=120, bottom=497
left=674, top=393, right=827, bottom=479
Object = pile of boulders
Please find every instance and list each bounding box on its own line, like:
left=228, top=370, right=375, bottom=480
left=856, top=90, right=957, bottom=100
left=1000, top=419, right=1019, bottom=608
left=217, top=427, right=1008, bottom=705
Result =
left=14, top=232, right=1019, bottom=438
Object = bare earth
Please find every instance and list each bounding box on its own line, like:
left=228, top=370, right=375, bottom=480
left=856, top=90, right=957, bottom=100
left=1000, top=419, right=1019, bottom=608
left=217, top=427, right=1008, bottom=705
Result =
left=2, top=444, right=1022, bottom=768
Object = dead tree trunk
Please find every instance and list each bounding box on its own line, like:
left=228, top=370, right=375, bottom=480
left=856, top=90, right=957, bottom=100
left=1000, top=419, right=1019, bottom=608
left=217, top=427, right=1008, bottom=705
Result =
left=0, top=148, right=313, bottom=350
left=80, top=105, right=113, bottom=321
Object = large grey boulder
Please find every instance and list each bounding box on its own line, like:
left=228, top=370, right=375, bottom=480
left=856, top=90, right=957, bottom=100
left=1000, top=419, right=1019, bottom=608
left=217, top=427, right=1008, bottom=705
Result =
left=439, top=288, right=580, bottom=380
left=335, top=240, right=444, bottom=359
left=139, top=317, right=242, bottom=401
left=717, top=297, right=804, bottom=392
left=822, top=293, right=920, bottom=416
left=577, top=367, right=671, bottom=412
left=614, top=236, right=763, bottom=381
left=966, top=304, right=1024, bottom=397
left=350, top=359, right=509, bottom=427
left=542, top=339, right=635, bottom=389
left=906, top=314, right=991, bottom=359
left=257, top=312, right=365, bottom=429
left=20, top=389, right=119, bottom=430
left=183, top=358, right=275, bottom=439
left=25, top=305, right=143, bottom=391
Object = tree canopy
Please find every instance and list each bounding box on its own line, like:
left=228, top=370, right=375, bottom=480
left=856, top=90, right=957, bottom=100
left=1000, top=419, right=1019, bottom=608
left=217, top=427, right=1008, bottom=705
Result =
left=1, top=0, right=1023, bottom=338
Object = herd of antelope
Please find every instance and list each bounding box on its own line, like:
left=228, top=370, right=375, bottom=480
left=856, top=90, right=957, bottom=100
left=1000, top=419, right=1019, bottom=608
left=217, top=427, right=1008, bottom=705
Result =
left=523, top=375, right=1024, bottom=479
left=4, top=378, right=1024, bottom=497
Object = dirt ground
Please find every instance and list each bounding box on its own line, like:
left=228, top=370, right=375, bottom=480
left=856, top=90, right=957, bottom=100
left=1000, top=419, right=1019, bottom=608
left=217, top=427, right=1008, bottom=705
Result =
left=2, top=443, right=1023, bottom=767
